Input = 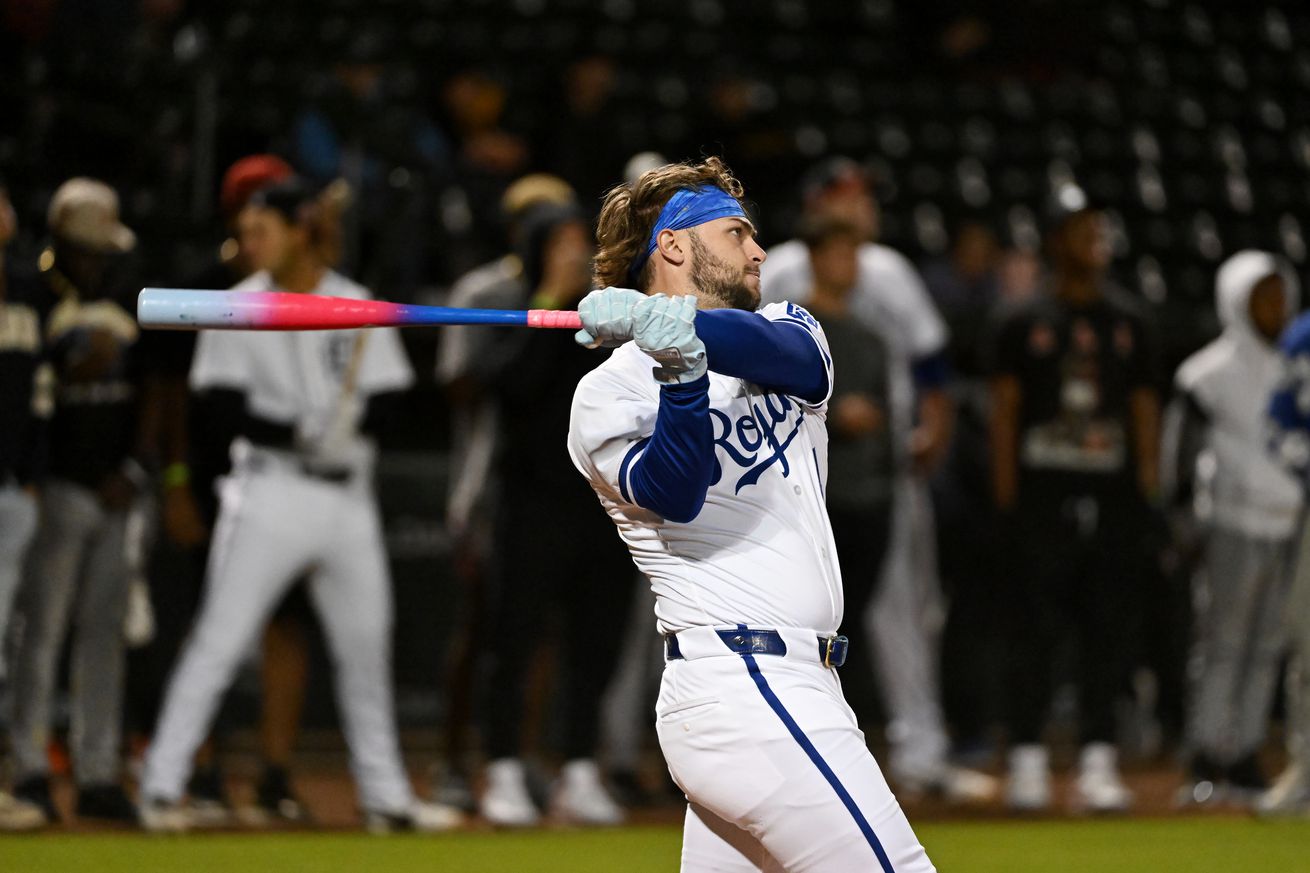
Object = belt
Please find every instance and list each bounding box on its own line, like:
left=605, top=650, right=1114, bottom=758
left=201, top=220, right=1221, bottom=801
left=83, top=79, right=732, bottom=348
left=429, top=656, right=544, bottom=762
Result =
left=665, top=628, right=849, bottom=669
left=245, top=446, right=354, bottom=484
left=298, top=463, right=353, bottom=484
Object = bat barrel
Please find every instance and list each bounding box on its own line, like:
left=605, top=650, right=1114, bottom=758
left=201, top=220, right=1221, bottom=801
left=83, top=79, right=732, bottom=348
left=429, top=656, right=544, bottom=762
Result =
left=137, top=288, right=581, bottom=331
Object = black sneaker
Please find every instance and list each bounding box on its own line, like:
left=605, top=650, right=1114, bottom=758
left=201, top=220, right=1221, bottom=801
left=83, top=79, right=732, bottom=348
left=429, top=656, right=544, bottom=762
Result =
left=13, top=775, right=58, bottom=824
left=1226, top=754, right=1269, bottom=794
left=76, top=784, right=138, bottom=823
left=1175, top=752, right=1225, bottom=807
left=255, top=766, right=312, bottom=824
left=187, top=766, right=233, bottom=827
left=429, top=763, right=477, bottom=814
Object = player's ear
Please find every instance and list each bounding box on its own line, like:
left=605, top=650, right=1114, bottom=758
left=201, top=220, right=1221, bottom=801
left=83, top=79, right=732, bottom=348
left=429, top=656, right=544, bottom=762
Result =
left=656, top=228, right=687, bottom=267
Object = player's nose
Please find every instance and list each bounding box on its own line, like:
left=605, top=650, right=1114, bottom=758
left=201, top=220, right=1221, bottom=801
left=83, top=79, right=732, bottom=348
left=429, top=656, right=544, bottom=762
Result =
left=747, top=237, right=766, bottom=264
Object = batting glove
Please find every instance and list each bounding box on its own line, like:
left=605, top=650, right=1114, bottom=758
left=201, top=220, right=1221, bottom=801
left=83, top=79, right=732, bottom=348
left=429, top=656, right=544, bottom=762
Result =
left=633, top=293, right=707, bottom=384
left=575, top=286, right=646, bottom=349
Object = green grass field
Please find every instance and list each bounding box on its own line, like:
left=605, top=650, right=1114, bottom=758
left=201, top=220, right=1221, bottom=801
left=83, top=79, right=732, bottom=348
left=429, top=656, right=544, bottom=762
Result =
left=4, top=819, right=1308, bottom=872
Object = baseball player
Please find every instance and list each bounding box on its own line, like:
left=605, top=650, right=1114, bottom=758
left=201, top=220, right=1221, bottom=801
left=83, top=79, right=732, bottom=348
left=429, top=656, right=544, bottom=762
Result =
left=568, top=157, right=934, bottom=871
left=432, top=174, right=577, bottom=811
left=138, top=179, right=459, bottom=833
left=759, top=158, right=990, bottom=803
left=1166, top=251, right=1302, bottom=805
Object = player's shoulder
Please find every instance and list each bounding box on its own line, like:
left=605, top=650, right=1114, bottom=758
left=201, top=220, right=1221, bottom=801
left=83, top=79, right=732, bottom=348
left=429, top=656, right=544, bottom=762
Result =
left=759, top=300, right=822, bottom=331
left=764, top=238, right=806, bottom=264
left=859, top=242, right=922, bottom=280
left=1176, top=335, right=1235, bottom=393
left=449, top=256, right=523, bottom=305
left=230, top=271, right=269, bottom=293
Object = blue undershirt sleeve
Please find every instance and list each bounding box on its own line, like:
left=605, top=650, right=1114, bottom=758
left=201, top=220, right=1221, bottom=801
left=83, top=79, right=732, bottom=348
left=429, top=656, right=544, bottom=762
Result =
left=693, top=309, right=828, bottom=402
left=625, top=374, right=715, bottom=523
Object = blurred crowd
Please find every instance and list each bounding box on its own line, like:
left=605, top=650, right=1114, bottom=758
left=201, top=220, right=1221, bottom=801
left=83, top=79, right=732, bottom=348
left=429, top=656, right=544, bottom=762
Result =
left=2, top=0, right=1310, bottom=837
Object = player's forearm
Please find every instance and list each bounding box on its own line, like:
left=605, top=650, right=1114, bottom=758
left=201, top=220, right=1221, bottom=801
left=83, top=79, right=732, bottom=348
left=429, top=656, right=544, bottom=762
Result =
left=1130, top=387, right=1162, bottom=500
left=911, top=388, right=954, bottom=472
left=989, top=377, right=1020, bottom=509
left=694, top=310, right=828, bottom=403
left=627, top=375, right=715, bottom=523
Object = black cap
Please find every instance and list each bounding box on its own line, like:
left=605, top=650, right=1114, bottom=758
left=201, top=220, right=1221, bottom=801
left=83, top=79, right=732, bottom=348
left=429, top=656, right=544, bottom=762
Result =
left=247, top=177, right=320, bottom=226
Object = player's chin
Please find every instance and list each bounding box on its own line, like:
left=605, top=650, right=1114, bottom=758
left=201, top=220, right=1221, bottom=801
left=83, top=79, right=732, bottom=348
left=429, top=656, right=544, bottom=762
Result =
left=741, top=275, right=762, bottom=310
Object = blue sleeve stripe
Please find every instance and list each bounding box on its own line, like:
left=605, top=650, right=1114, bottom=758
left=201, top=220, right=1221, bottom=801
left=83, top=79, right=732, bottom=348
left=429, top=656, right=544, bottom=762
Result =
left=618, top=436, right=652, bottom=504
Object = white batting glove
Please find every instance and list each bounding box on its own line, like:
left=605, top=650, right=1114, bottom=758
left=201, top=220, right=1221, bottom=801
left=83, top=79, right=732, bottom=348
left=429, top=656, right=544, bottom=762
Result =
left=634, top=293, right=707, bottom=384
left=575, top=286, right=646, bottom=349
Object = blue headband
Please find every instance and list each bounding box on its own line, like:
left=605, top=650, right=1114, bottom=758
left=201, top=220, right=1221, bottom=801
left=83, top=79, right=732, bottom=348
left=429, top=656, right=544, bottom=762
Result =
left=628, top=186, right=747, bottom=282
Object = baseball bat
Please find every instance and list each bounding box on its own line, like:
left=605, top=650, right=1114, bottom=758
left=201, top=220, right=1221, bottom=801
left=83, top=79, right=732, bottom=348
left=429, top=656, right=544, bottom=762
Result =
left=136, top=288, right=583, bottom=331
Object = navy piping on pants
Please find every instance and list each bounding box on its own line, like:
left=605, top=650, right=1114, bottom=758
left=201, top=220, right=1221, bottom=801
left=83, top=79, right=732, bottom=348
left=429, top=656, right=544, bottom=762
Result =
left=740, top=650, right=896, bottom=873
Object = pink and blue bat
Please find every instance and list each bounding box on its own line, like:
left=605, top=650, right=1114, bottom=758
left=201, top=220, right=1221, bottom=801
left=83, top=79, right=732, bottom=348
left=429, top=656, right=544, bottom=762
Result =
left=136, top=288, right=583, bottom=331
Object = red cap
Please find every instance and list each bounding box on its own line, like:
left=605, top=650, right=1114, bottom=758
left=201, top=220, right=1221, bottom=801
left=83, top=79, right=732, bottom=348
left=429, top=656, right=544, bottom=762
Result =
left=219, top=155, right=294, bottom=219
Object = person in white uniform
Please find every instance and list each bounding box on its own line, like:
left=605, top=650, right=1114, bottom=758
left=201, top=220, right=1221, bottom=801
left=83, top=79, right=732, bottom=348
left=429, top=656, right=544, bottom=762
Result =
left=138, top=179, right=459, bottom=833
left=568, top=157, right=934, bottom=872
left=760, top=158, right=992, bottom=802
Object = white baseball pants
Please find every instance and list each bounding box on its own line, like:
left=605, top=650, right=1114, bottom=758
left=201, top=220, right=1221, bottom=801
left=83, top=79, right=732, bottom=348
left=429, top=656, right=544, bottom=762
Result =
left=142, top=458, right=414, bottom=813
left=657, top=627, right=935, bottom=873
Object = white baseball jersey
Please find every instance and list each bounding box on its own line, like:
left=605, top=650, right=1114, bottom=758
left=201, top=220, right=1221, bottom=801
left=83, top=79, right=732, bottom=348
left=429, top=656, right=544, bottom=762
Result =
left=568, top=301, right=841, bottom=635
left=762, top=240, right=946, bottom=460
left=145, top=269, right=422, bottom=815
left=190, top=269, right=415, bottom=465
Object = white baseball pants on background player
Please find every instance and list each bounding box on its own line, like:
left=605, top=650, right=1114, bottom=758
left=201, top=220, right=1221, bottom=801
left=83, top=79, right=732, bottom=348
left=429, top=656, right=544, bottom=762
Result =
left=7, top=479, right=132, bottom=786
left=142, top=449, right=415, bottom=813
left=869, top=474, right=950, bottom=785
left=658, top=627, right=935, bottom=873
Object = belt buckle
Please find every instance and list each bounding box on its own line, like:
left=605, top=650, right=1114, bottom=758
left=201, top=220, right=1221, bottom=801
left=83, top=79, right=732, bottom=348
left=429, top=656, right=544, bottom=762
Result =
left=823, top=635, right=849, bottom=668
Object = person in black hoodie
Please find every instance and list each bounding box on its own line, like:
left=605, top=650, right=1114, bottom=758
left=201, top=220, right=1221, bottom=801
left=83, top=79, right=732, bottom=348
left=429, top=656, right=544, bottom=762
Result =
left=476, top=203, right=634, bottom=827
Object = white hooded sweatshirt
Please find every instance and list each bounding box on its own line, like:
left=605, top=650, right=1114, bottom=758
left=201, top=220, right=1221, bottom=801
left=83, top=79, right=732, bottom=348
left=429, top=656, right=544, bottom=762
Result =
left=1173, top=250, right=1303, bottom=539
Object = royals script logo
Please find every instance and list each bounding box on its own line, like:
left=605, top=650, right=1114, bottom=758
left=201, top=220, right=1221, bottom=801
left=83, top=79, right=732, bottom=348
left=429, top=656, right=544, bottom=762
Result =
left=708, top=392, right=807, bottom=493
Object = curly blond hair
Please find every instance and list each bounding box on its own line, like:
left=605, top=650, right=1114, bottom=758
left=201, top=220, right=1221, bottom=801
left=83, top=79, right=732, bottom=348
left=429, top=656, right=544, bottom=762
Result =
left=592, top=157, right=746, bottom=291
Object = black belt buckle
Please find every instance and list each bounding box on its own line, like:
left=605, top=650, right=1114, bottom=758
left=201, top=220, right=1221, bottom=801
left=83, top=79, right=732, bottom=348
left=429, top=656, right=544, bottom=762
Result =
left=822, top=634, right=849, bottom=668
left=299, top=461, right=352, bottom=484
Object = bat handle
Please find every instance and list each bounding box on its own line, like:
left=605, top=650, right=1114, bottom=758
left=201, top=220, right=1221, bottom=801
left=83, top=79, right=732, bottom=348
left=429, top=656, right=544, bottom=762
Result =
left=527, top=309, right=583, bottom=330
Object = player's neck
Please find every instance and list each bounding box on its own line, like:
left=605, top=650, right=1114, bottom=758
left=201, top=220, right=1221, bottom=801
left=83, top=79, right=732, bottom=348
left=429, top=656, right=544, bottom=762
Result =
left=807, top=284, right=849, bottom=315
left=273, top=257, right=325, bottom=294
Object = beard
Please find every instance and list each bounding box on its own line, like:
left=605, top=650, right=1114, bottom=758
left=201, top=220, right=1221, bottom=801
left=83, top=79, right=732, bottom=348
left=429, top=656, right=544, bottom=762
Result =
left=688, top=231, right=759, bottom=312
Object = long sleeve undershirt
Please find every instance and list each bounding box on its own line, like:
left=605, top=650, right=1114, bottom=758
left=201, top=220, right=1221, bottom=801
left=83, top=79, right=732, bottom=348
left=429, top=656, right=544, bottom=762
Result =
left=627, top=310, right=828, bottom=522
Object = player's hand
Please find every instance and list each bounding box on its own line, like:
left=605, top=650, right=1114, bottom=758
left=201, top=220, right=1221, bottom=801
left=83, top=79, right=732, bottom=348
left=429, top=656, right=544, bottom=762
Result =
left=575, top=286, right=645, bottom=349
left=633, top=293, right=707, bottom=384
left=832, top=394, right=883, bottom=439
